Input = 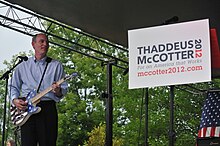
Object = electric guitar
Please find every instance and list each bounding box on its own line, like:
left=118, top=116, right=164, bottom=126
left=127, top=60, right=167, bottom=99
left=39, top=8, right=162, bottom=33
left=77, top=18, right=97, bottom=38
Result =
left=10, top=72, right=77, bottom=126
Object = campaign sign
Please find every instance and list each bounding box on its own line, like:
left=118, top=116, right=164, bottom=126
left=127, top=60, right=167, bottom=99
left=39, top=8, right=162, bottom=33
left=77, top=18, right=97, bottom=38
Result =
left=128, top=19, right=211, bottom=89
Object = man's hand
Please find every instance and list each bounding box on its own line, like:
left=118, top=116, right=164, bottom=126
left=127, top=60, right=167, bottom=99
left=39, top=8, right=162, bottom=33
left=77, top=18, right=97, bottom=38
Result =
left=52, top=82, right=63, bottom=97
left=13, top=98, right=27, bottom=111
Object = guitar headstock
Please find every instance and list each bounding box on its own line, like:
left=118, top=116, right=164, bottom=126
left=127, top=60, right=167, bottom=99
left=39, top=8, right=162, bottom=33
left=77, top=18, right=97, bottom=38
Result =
left=64, top=72, right=78, bottom=81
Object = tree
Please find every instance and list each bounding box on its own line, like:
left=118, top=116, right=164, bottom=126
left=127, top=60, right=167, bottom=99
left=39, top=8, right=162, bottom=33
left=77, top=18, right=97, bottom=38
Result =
left=44, top=26, right=208, bottom=145
left=84, top=123, right=123, bottom=146
left=1, top=26, right=219, bottom=146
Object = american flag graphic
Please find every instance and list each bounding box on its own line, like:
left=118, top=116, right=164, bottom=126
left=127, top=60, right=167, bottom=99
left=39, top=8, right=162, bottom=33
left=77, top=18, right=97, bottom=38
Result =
left=198, top=91, right=220, bottom=137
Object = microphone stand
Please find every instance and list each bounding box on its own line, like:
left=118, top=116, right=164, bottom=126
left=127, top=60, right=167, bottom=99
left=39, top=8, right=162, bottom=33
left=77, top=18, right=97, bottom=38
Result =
left=0, top=58, right=25, bottom=146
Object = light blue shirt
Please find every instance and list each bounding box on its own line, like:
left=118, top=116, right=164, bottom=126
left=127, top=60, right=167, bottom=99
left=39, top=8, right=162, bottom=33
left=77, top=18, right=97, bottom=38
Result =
left=9, top=56, right=68, bottom=103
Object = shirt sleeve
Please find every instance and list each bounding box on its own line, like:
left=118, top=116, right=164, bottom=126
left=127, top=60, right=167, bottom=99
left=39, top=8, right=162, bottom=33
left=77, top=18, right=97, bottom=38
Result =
left=8, top=66, right=22, bottom=104
left=55, top=62, right=68, bottom=99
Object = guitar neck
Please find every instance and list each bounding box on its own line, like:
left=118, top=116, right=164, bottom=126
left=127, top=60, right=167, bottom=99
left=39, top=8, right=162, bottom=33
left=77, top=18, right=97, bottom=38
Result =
left=31, top=78, right=65, bottom=103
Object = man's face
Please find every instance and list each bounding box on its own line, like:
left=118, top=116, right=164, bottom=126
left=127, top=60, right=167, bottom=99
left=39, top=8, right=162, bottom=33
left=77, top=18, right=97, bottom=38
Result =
left=32, top=34, right=49, bottom=57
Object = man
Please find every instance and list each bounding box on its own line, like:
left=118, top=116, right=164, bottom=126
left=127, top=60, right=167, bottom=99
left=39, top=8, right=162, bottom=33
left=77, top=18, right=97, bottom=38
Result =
left=6, top=139, right=15, bottom=146
left=9, top=33, right=68, bottom=146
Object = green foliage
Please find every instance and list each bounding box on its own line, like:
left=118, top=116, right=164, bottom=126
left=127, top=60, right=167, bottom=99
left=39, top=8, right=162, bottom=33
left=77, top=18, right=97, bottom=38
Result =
left=83, top=123, right=123, bottom=146
left=2, top=25, right=220, bottom=146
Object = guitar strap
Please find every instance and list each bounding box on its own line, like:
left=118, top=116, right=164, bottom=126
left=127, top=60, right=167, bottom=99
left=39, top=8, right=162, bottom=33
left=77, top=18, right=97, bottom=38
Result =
left=36, top=57, right=52, bottom=93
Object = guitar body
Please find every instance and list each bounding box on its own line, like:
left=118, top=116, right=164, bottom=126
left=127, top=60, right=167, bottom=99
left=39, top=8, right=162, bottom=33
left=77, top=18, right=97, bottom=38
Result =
left=10, top=72, right=77, bottom=126
left=10, top=89, right=41, bottom=126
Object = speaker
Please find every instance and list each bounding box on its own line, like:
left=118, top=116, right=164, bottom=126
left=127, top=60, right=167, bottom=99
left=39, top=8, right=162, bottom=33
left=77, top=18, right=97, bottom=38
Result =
left=197, top=137, right=220, bottom=146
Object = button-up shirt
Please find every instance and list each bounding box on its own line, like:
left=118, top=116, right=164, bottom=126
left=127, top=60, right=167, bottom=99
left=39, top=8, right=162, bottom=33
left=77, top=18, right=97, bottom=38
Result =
left=9, top=56, right=68, bottom=103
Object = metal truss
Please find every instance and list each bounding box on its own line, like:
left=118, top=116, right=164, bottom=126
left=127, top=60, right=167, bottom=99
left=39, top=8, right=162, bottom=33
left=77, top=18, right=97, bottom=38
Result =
left=0, top=0, right=128, bottom=69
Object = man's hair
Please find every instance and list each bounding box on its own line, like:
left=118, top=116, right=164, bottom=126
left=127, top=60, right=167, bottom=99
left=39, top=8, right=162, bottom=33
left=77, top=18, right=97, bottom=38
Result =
left=32, top=33, right=48, bottom=42
left=7, top=139, right=15, bottom=146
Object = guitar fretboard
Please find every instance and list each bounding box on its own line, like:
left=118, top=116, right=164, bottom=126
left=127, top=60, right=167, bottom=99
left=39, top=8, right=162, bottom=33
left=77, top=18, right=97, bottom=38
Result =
left=31, top=78, right=65, bottom=103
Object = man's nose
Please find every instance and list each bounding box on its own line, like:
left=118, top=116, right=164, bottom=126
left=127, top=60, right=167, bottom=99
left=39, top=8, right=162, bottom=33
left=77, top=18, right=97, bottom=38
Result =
left=42, top=41, right=48, bottom=46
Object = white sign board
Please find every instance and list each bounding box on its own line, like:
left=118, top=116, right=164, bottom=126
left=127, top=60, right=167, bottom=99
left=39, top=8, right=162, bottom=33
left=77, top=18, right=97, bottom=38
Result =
left=128, top=19, right=211, bottom=89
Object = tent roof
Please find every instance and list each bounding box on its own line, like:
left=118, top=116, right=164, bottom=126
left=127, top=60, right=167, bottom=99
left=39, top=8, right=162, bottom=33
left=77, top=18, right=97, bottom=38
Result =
left=5, top=0, right=220, bottom=47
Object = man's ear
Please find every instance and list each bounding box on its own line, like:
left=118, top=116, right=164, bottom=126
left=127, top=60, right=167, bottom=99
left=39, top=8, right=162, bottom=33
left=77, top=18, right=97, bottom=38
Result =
left=31, top=41, right=35, bottom=49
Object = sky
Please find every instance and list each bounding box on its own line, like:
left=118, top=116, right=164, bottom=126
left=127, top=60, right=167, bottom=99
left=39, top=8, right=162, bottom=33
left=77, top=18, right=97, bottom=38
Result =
left=0, top=26, right=32, bottom=70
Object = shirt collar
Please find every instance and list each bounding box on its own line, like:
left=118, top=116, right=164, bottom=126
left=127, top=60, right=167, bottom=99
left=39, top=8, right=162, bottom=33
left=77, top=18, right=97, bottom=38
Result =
left=34, top=56, right=48, bottom=65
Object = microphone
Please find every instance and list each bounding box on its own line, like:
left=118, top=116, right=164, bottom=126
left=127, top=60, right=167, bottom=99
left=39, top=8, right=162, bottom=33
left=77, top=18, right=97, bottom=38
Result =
left=163, top=16, right=179, bottom=25
left=123, top=68, right=129, bottom=75
left=18, top=56, right=28, bottom=61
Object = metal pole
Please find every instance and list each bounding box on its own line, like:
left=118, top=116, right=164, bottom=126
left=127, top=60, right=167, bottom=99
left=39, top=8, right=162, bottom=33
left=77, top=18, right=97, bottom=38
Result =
left=105, top=60, right=115, bottom=146
left=145, top=88, right=149, bottom=146
left=1, top=78, right=8, bottom=146
left=169, top=85, right=175, bottom=146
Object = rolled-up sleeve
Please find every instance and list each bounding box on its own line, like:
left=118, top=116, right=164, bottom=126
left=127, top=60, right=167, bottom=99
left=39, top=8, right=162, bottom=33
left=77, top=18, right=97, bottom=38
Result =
left=8, top=66, right=22, bottom=104
left=55, top=62, right=68, bottom=99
